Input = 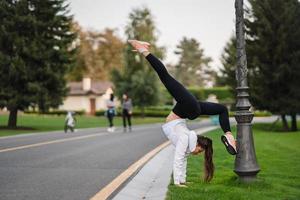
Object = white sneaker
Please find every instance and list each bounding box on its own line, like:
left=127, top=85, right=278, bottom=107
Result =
left=221, top=134, right=237, bottom=155
left=128, top=39, right=150, bottom=53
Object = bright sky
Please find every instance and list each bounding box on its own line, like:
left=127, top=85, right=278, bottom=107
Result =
left=68, top=0, right=236, bottom=70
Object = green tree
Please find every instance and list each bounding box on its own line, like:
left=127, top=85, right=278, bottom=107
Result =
left=94, top=29, right=125, bottom=80
left=245, top=0, right=300, bottom=131
left=67, top=25, right=124, bottom=81
left=66, top=22, right=90, bottom=81
left=174, top=37, right=212, bottom=87
left=0, top=0, right=75, bottom=128
left=111, top=7, right=165, bottom=116
left=216, top=36, right=236, bottom=90
left=31, top=0, right=76, bottom=113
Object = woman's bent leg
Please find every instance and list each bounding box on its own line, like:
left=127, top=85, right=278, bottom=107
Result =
left=198, top=101, right=231, bottom=133
left=199, top=101, right=236, bottom=155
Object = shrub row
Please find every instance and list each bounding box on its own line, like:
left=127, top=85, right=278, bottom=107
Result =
left=202, top=87, right=234, bottom=100
left=160, top=86, right=234, bottom=103
left=228, top=110, right=272, bottom=117
left=24, top=110, right=85, bottom=115
left=96, top=108, right=271, bottom=118
left=95, top=108, right=170, bottom=117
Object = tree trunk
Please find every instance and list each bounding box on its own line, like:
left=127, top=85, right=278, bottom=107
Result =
left=269, top=116, right=280, bottom=131
left=291, top=114, right=297, bottom=132
left=281, top=114, right=289, bottom=131
left=8, top=107, right=18, bottom=128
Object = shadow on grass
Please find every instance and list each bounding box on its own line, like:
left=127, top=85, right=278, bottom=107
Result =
left=221, top=175, right=272, bottom=190
left=0, top=126, right=36, bottom=130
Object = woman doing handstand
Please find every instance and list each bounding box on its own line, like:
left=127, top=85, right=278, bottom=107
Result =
left=128, top=40, right=237, bottom=186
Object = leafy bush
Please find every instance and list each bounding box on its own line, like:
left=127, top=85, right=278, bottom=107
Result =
left=96, top=107, right=170, bottom=118
left=146, top=105, right=173, bottom=111
left=253, top=110, right=272, bottom=117
left=229, top=110, right=272, bottom=117
left=132, top=109, right=170, bottom=117
left=187, top=87, right=205, bottom=100
left=24, top=110, right=85, bottom=115
left=161, top=86, right=233, bottom=101
left=187, top=86, right=234, bottom=101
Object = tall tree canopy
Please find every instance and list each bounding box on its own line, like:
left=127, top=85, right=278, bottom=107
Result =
left=216, top=36, right=236, bottom=90
left=246, top=0, right=300, bottom=131
left=111, top=7, right=165, bottom=114
left=174, top=37, right=212, bottom=87
left=67, top=25, right=124, bottom=81
left=218, top=0, right=300, bottom=131
left=0, top=0, right=76, bottom=127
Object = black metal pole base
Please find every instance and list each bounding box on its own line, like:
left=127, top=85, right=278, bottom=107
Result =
left=235, top=174, right=259, bottom=183
left=234, top=120, right=260, bottom=182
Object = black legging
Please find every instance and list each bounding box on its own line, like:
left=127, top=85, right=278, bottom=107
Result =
left=122, top=109, right=132, bottom=128
left=107, top=113, right=114, bottom=127
left=146, top=53, right=231, bottom=133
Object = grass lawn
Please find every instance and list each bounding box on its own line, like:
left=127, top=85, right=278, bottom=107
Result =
left=0, top=114, right=165, bottom=137
left=166, top=122, right=300, bottom=200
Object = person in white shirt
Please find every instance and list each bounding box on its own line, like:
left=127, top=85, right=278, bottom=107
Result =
left=128, top=40, right=237, bottom=186
left=64, top=111, right=76, bottom=133
left=162, top=118, right=214, bottom=186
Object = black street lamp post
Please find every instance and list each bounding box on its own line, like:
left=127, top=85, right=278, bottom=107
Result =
left=234, top=0, right=260, bottom=182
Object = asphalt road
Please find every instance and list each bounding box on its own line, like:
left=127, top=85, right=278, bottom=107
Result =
left=0, top=121, right=210, bottom=200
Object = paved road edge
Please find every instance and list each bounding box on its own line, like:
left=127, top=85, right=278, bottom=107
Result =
left=90, top=126, right=219, bottom=200
left=89, top=140, right=171, bottom=200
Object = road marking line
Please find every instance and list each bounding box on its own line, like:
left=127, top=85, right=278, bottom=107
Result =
left=0, top=124, right=162, bottom=140
left=0, top=133, right=106, bottom=153
left=90, top=140, right=171, bottom=200
left=0, top=124, right=164, bottom=153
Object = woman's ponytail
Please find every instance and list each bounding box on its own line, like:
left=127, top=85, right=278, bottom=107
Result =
left=197, top=136, right=214, bottom=182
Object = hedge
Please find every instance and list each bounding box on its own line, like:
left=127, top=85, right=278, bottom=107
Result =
left=189, top=86, right=234, bottom=100
left=160, top=86, right=234, bottom=103
left=24, top=110, right=85, bottom=115
left=95, top=108, right=272, bottom=118
left=95, top=108, right=170, bottom=117
left=24, top=107, right=272, bottom=118
left=228, top=110, right=272, bottom=117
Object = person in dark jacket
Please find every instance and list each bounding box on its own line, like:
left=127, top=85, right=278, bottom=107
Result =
left=122, top=93, right=133, bottom=132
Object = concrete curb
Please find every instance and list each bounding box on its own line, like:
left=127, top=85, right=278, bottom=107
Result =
left=111, top=126, right=219, bottom=200
left=89, top=141, right=171, bottom=200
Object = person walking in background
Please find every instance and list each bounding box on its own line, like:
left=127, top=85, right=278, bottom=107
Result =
left=64, top=111, right=76, bottom=133
left=106, top=93, right=116, bottom=132
left=122, top=93, right=133, bottom=132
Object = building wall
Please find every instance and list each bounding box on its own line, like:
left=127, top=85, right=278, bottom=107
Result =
left=59, top=96, right=90, bottom=112
left=59, top=88, right=120, bottom=114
